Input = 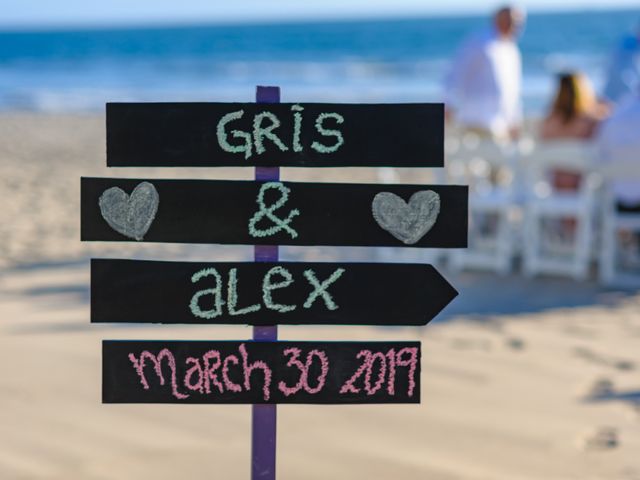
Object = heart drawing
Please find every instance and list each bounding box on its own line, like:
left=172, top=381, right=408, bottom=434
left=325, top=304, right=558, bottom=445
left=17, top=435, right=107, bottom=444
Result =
left=371, top=190, right=441, bottom=245
left=98, top=181, right=159, bottom=241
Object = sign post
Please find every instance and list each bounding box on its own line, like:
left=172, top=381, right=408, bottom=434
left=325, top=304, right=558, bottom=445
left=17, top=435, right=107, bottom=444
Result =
left=252, top=85, right=280, bottom=480
left=83, top=86, right=466, bottom=479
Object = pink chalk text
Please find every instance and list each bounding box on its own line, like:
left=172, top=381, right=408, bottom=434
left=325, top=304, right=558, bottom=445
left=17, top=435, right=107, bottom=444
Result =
left=116, top=342, right=420, bottom=404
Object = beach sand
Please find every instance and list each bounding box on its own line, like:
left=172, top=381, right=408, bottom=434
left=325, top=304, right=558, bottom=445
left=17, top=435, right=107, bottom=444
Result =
left=1, top=113, right=639, bottom=479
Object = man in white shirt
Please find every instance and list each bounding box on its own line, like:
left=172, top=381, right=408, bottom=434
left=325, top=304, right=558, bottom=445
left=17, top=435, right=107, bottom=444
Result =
left=443, top=6, right=526, bottom=140
left=597, top=90, right=640, bottom=210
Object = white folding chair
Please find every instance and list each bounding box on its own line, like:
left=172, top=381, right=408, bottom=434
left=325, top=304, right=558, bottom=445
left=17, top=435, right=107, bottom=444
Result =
left=521, top=141, right=600, bottom=280
left=447, top=133, right=519, bottom=274
left=599, top=153, right=640, bottom=287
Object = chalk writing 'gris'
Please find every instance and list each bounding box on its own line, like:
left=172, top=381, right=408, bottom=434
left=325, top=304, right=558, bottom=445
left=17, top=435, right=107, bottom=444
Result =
left=216, top=105, right=345, bottom=159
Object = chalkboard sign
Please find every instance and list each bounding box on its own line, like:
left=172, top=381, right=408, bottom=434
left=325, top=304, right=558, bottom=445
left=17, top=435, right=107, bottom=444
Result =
left=81, top=178, right=467, bottom=247
left=91, top=259, right=458, bottom=326
left=107, top=103, right=443, bottom=167
left=103, top=340, right=421, bottom=404
left=84, top=89, right=465, bottom=479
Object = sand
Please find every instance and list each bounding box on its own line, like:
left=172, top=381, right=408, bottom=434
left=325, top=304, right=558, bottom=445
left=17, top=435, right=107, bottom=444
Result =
left=1, top=112, right=639, bottom=479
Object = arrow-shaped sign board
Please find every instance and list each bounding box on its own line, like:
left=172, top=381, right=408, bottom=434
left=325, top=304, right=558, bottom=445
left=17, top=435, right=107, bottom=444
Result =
left=103, top=340, right=421, bottom=404
left=80, top=178, right=468, bottom=248
left=106, top=102, right=443, bottom=168
left=91, top=259, right=457, bottom=326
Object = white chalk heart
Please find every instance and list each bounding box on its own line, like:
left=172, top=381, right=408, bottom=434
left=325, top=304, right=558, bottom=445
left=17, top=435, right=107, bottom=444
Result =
left=98, top=182, right=159, bottom=241
left=372, top=190, right=441, bottom=245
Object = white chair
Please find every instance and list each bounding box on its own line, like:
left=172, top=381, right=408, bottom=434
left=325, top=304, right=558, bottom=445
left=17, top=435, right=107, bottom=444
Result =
left=521, top=141, right=600, bottom=280
left=447, top=133, right=520, bottom=275
left=599, top=152, right=640, bottom=287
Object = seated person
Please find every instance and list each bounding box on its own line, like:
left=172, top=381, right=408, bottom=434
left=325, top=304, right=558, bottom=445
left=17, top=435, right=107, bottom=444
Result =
left=541, top=72, right=610, bottom=140
left=540, top=72, right=610, bottom=190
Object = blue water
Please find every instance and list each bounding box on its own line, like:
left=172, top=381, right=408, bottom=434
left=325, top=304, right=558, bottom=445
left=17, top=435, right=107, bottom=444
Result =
left=0, top=9, right=638, bottom=113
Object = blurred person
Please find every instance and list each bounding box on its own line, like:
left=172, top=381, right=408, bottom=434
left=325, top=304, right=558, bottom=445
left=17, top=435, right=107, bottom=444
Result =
left=443, top=5, right=526, bottom=140
left=597, top=87, right=640, bottom=264
left=602, top=23, right=640, bottom=105
left=597, top=88, right=640, bottom=212
left=540, top=72, right=610, bottom=141
left=539, top=72, right=610, bottom=192
left=535, top=72, right=610, bottom=246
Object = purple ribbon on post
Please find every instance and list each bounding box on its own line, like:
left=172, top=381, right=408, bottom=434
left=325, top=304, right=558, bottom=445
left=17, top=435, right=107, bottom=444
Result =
left=252, top=85, right=280, bottom=479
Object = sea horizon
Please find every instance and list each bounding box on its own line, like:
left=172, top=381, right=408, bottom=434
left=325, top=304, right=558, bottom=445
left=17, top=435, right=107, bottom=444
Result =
left=0, top=7, right=638, bottom=113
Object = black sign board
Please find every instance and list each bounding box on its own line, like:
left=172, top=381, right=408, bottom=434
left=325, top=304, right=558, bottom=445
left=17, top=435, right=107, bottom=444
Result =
left=81, top=178, right=467, bottom=247
left=91, top=259, right=457, bottom=326
left=103, top=340, right=420, bottom=404
left=106, top=103, right=443, bottom=167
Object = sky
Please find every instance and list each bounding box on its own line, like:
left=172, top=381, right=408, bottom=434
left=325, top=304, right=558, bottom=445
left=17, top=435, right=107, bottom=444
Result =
left=1, top=0, right=639, bottom=28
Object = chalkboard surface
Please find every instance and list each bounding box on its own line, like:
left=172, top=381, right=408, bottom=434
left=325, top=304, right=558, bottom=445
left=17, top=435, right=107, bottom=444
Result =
left=81, top=178, right=468, bottom=247
left=107, top=103, right=443, bottom=167
left=91, top=259, right=457, bottom=326
left=103, top=340, right=421, bottom=404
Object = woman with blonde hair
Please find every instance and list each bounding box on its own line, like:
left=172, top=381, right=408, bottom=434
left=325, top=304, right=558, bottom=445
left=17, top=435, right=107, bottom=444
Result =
left=541, top=72, right=609, bottom=140
left=539, top=72, right=611, bottom=191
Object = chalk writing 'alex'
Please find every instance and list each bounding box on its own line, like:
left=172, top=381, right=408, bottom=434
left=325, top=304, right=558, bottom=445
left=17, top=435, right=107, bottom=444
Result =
left=189, top=266, right=345, bottom=319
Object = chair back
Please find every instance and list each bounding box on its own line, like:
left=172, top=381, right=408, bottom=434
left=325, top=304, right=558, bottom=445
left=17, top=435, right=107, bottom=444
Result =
left=446, top=133, right=515, bottom=194
left=524, top=140, right=599, bottom=199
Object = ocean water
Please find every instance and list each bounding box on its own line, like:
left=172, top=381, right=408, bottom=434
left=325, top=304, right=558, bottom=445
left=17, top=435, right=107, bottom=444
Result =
left=0, top=9, right=638, bottom=114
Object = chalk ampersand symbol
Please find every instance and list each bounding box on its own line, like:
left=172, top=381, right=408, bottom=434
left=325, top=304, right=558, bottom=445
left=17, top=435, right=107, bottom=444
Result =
left=248, top=182, right=300, bottom=239
left=371, top=190, right=441, bottom=245
left=98, top=181, right=159, bottom=241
